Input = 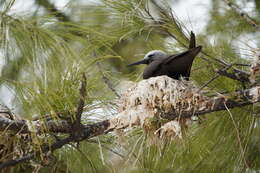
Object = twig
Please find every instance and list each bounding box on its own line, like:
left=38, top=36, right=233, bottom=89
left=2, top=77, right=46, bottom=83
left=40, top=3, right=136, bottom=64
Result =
left=87, top=139, right=125, bottom=159
left=198, top=74, right=221, bottom=91
left=96, top=62, right=120, bottom=98
left=253, top=114, right=260, bottom=117
left=69, top=143, right=98, bottom=171
left=86, top=35, right=120, bottom=98
left=216, top=67, right=250, bottom=83
left=223, top=0, right=260, bottom=31
left=91, top=46, right=120, bottom=98
left=35, top=0, right=70, bottom=22
left=0, top=154, right=34, bottom=169
left=192, top=64, right=212, bottom=72
left=74, top=73, right=87, bottom=130
left=232, top=63, right=251, bottom=67
left=198, top=65, right=232, bottom=91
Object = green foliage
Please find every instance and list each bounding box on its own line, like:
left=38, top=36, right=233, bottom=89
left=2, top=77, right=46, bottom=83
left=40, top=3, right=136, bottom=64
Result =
left=0, top=0, right=259, bottom=172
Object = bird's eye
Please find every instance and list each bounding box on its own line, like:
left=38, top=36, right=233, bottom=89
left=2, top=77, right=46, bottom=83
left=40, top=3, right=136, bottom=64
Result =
left=148, top=54, right=154, bottom=58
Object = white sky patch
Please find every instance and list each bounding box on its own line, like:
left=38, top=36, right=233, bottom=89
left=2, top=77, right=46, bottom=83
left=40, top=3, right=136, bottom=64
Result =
left=0, top=50, right=5, bottom=75
left=236, top=0, right=257, bottom=16
left=6, top=0, right=70, bottom=16
left=171, top=0, right=211, bottom=33
left=0, top=85, right=15, bottom=109
left=235, top=33, right=260, bottom=60
left=164, top=0, right=211, bottom=53
left=8, top=0, right=36, bottom=15
left=49, top=0, right=70, bottom=9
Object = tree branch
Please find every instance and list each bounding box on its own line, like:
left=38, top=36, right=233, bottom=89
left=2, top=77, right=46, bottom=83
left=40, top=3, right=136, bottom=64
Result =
left=0, top=117, right=28, bottom=133
left=0, top=120, right=110, bottom=169
left=73, top=73, right=87, bottom=131
left=35, top=0, right=70, bottom=22
left=223, top=0, right=260, bottom=31
left=216, top=67, right=250, bottom=83
left=199, top=65, right=233, bottom=91
left=96, top=61, right=120, bottom=98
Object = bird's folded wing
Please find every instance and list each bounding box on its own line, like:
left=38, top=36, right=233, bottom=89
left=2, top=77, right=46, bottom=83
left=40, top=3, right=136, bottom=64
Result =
left=143, top=60, right=164, bottom=79
left=164, top=46, right=201, bottom=65
left=164, top=50, right=191, bottom=65
left=163, top=46, right=202, bottom=76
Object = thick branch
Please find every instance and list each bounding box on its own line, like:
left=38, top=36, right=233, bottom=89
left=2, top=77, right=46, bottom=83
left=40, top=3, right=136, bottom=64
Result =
left=163, top=87, right=259, bottom=119
left=0, top=116, right=72, bottom=134
left=0, top=117, right=28, bottom=133
left=0, top=120, right=110, bottom=169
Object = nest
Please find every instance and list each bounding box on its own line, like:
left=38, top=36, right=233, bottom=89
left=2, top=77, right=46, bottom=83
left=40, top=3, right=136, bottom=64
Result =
left=110, top=76, right=209, bottom=138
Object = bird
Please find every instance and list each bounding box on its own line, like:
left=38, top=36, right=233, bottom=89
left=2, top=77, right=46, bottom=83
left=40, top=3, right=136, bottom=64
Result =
left=127, top=31, right=202, bottom=80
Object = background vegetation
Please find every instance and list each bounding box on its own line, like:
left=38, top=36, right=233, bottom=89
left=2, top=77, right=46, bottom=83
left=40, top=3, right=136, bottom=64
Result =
left=0, top=0, right=259, bottom=172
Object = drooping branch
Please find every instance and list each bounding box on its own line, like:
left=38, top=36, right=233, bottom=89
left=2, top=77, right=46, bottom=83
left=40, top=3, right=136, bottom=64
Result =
left=223, top=0, right=260, bottom=31
left=92, top=48, right=120, bottom=98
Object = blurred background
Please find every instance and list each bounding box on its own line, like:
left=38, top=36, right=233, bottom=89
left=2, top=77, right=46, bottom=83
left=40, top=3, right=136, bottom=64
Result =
left=0, top=0, right=259, bottom=172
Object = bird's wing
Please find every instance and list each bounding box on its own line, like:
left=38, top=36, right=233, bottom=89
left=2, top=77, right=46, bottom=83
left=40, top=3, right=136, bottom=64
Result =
left=143, top=60, right=165, bottom=79
left=189, top=31, right=196, bottom=49
left=163, top=46, right=202, bottom=77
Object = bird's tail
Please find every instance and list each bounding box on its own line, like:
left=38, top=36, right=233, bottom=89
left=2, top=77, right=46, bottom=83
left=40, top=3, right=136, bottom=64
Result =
left=189, top=31, right=196, bottom=49
left=188, top=31, right=202, bottom=56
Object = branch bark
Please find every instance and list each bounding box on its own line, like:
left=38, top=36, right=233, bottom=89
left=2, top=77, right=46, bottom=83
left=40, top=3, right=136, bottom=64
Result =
left=73, top=73, right=87, bottom=131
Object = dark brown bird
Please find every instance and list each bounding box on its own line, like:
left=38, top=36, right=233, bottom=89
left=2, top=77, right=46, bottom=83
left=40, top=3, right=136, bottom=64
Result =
left=128, top=31, right=202, bottom=80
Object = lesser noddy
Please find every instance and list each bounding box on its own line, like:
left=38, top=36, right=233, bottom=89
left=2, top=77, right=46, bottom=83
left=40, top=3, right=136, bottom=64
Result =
left=128, top=31, right=202, bottom=80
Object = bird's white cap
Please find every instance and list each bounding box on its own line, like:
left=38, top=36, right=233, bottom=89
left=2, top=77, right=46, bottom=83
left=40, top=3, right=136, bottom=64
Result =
left=144, top=50, right=167, bottom=60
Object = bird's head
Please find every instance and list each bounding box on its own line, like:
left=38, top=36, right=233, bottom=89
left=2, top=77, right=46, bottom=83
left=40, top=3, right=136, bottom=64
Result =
left=127, top=50, right=167, bottom=66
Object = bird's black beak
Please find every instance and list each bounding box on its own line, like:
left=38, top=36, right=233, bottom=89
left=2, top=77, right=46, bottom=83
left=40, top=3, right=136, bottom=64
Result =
left=127, top=59, right=148, bottom=67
